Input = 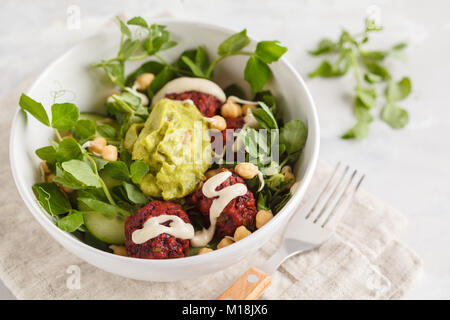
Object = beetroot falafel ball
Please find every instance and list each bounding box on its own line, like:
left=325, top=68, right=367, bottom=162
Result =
left=165, top=91, right=222, bottom=117
left=125, top=201, right=191, bottom=259
left=190, top=169, right=257, bottom=239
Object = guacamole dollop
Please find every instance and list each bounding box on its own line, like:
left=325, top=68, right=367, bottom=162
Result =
left=131, top=99, right=212, bottom=199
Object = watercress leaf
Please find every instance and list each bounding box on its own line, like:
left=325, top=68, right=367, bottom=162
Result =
left=195, top=46, right=209, bottom=72
left=224, top=84, right=246, bottom=99
left=236, top=129, right=261, bottom=160
left=354, top=98, right=374, bottom=122
left=341, top=121, right=369, bottom=139
left=308, top=60, right=343, bottom=78
left=104, top=161, right=130, bottom=181
left=32, top=182, right=71, bottom=215
left=280, top=119, right=308, bottom=154
left=56, top=138, right=83, bottom=162
left=160, top=40, right=177, bottom=51
left=104, top=62, right=125, bottom=88
left=308, top=39, right=339, bottom=56
left=364, top=62, right=390, bottom=81
left=339, top=30, right=357, bottom=45
left=361, top=50, right=386, bottom=62
left=75, top=119, right=96, bottom=139
left=130, top=161, right=149, bottom=184
left=53, top=171, right=85, bottom=190
left=148, top=29, right=170, bottom=55
left=121, top=39, right=141, bottom=60
left=118, top=17, right=131, bottom=38
left=364, top=73, right=383, bottom=84
left=387, top=77, right=412, bottom=102
left=255, top=41, right=287, bottom=64
left=257, top=193, right=270, bottom=211
left=244, top=56, right=271, bottom=93
left=355, top=87, right=376, bottom=109
left=97, top=124, right=117, bottom=139
left=92, top=156, right=109, bottom=171
left=218, top=29, right=249, bottom=56
left=181, top=56, right=205, bottom=77
left=127, top=16, right=148, bottom=28
left=78, top=197, right=129, bottom=216
left=51, top=103, right=79, bottom=130
left=36, top=146, right=57, bottom=164
left=252, top=102, right=278, bottom=130
left=56, top=210, right=84, bottom=232
left=19, top=94, right=50, bottom=126
left=125, top=61, right=165, bottom=87
left=392, top=42, right=407, bottom=51
left=381, top=104, right=409, bottom=129
left=122, top=182, right=148, bottom=204
left=175, top=49, right=198, bottom=72
left=62, top=160, right=101, bottom=188
left=266, top=173, right=285, bottom=190
left=149, top=66, right=174, bottom=95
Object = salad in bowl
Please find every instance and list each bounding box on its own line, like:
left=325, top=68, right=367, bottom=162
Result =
left=16, top=17, right=311, bottom=262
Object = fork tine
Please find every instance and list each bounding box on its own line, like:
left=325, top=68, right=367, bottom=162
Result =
left=304, top=162, right=342, bottom=220
left=321, top=173, right=365, bottom=228
left=314, top=168, right=357, bottom=225
left=313, top=168, right=355, bottom=224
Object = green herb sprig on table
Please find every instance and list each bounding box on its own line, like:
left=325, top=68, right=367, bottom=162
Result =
left=308, top=18, right=412, bottom=139
left=95, top=16, right=287, bottom=94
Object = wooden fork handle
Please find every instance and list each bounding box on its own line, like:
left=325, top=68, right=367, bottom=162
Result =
left=218, top=267, right=272, bottom=300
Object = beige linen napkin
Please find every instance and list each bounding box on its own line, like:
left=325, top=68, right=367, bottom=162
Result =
left=0, top=82, right=422, bottom=300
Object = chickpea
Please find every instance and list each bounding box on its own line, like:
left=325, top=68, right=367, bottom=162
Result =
left=106, top=91, right=121, bottom=104
left=62, top=134, right=76, bottom=140
left=88, top=137, right=107, bottom=155
left=234, top=225, right=251, bottom=241
left=47, top=173, right=56, bottom=183
left=242, top=104, right=257, bottom=116
left=205, top=168, right=222, bottom=180
left=217, top=237, right=234, bottom=249
left=256, top=210, right=273, bottom=229
left=281, top=166, right=295, bottom=188
left=61, top=186, right=74, bottom=194
left=102, top=145, right=118, bottom=162
left=210, top=115, right=227, bottom=131
left=134, top=73, right=155, bottom=91
left=235, top=162, right=258, bottom=180
left=198, top=247, right=214, bottom=255
left=221, top=100, right=242, bottom=118
left=290, top=181, right=300, bottom=194
left=109, top=245, right=128, bottom=257
left=41, top=161, right=51, bottom=174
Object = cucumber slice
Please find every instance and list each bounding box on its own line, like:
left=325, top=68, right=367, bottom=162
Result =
left=83, top=212, right=126, bottom=245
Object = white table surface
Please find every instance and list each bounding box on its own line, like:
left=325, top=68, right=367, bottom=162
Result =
left=1, top=0, right=449, bottom=300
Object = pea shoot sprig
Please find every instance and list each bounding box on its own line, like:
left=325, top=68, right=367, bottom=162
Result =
left=308, top=18, right=412, bottom=139
left=94, top=16, right=287, bottom=94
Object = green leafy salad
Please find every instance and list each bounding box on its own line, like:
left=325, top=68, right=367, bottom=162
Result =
left=19, top=16, right=308, bottom=259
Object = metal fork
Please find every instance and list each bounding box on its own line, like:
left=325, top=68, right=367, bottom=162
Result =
left=218, top=162, right=365, bottom=300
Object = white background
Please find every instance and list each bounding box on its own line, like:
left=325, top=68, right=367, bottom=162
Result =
left=1, top=0, right=449, bottom=299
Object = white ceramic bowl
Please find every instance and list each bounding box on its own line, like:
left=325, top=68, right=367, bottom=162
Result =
left=9, top=19, right=319, bottom=281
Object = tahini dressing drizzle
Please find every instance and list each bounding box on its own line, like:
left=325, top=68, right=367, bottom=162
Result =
left=131, top=171, right=247, bottom=246
left=190, top=171, right=247, bottom=247
left=132, top=214, right=195, bottom=244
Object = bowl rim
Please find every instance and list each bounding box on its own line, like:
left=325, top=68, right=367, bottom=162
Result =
left=9, top=18, right=320, bottom=267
